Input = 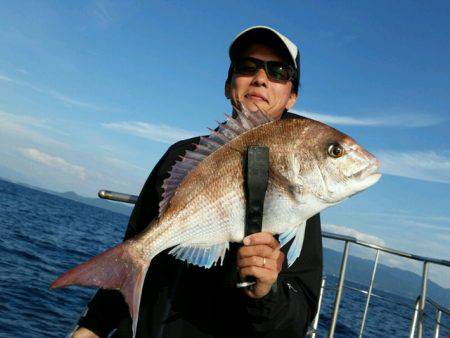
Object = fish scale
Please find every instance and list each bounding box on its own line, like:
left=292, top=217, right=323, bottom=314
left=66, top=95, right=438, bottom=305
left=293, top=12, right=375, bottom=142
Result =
left=51, top=107, right=381, bottom=338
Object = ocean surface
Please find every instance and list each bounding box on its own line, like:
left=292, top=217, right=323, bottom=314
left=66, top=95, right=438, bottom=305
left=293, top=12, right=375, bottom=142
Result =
left=0, top=178, right=447, bottom=337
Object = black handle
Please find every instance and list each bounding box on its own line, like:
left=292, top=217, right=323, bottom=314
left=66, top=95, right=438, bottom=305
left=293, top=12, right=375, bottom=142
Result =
left=237, top=146, right=269, bottom=288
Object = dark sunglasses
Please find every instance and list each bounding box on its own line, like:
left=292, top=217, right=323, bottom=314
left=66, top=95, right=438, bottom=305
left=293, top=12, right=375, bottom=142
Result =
left=232, top=57, right=296, bottom=83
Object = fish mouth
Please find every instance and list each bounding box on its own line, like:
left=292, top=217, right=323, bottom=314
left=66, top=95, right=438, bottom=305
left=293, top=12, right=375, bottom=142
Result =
left=350, top=160, right=382, bottom=193
left=352, top=159, right=381, bottom=180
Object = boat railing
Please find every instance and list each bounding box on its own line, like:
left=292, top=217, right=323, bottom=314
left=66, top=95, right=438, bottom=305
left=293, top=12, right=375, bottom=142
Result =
left=98, top=190, right=450, bottom=338
left=410, top=296, right=450, bottom=338
left=309, top=231, right=450, bottom=338
left=307, top=282, right=450, bottom=338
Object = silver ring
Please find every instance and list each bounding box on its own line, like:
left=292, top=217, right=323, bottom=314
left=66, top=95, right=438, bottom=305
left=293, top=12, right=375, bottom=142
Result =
left=236, top=281, right=256, bottom=288
left=262, top=257, right=266, bottom=267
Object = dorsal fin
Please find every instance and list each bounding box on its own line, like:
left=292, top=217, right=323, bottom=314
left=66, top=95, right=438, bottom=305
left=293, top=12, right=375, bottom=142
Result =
left=158, top=106, right=272, bottom=214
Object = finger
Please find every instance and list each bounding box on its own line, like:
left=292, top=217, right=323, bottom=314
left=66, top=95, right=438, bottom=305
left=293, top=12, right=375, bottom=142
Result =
left=243, top=232, right=280, bottom=250
left=276, top=251, right=285, bottom=273
left=238, top=244, right=277, bottom=259
left=239, top=265, right=278, bottom=285
left=237, top=256, right=277, bottom=271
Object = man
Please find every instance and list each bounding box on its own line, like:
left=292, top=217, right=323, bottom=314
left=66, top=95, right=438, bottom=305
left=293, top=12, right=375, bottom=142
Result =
left=73, top=26, right=322, bottom=338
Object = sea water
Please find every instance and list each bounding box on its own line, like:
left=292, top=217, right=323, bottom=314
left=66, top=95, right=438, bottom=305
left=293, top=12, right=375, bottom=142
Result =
left=0, top=179, right=446, bottom=337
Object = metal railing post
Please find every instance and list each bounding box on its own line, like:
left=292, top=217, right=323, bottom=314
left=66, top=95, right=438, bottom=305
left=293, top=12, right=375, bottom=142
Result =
left=311, top=278, right=326, bottom=338
left=328, top=241, right=350, bottom=338
left=417, top=261, right=429, bottom=338
left=359, top=249, right=380, bottom=338
left=98, top=190, right=138, bottom=204
left=409, top=296, right=420, bottom=338
left=432, top=309, right=442, bottom=338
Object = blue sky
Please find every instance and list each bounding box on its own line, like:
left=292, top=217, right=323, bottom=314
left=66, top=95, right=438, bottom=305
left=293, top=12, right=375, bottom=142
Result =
left=0, top=1, right=449, bottom=287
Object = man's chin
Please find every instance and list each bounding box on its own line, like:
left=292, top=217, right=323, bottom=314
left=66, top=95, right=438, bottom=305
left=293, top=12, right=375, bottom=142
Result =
left=241, top=100, right=269, bottom=113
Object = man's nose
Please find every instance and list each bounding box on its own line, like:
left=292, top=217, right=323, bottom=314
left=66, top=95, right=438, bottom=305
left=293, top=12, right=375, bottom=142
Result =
left=250, top=68, right=269, bottom=87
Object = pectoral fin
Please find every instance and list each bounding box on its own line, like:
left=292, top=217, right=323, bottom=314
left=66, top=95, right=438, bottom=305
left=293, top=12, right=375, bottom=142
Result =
left=279, top=221, right=307, bottom=267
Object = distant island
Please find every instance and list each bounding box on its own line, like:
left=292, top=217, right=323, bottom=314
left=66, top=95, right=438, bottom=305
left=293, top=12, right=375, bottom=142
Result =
left=48, top=189, right=133, bottom=216
left=0, top=174, right=133, bottom=216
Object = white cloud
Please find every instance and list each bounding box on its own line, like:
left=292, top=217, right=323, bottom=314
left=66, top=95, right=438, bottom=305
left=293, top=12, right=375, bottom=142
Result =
left=0, top=74, right=13, bottom=82
left=0, top=74, right=102, bottom=110
left=102, top=121, right=197, bottom=144
left=322, top=224, right=387, bottom=268
left=340, top=210, right=450, bottom=223
left=338, top=210, right=450, bottom=231
left=293, top=109, right=442, bottom=127
left=0, top=110, right=49, bottom=129
left=376, top=150, right=450, bottom=184
left=18, top=148, right=87, bottom=180
left=0, top=112, right=148, bottom=197
left=0, top=111, right=67, bottom=148
left=103, top=156, right=147, bottom=174
left=395, top=219, right=449, bottom=231
left=47, top=89, right=103, bottom=110
left=323, top=223, right=386, bottom=246
left=438, top=234, right=450, bottom=243
left=92, top=1, right=113, bottom=25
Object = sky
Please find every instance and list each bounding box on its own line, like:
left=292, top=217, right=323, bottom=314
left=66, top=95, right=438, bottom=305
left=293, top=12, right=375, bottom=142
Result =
left=0, top=1, right=449, bottom=288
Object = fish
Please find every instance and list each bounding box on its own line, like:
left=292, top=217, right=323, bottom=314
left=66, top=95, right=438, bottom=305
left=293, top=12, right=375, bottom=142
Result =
left=51, top=107, right=381, bottom=337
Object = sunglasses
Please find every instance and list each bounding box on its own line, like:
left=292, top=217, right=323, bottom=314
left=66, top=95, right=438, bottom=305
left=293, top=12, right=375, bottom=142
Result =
left=232, top=57, right=296, bottom=83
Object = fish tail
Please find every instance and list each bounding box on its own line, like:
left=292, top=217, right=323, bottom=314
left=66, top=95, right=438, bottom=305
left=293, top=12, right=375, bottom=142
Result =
left=51, top=241, right=150, bottom=338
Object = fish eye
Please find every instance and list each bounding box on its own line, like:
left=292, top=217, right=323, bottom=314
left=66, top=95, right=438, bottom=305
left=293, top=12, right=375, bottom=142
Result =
left=327, top=143, right=344, bottom=158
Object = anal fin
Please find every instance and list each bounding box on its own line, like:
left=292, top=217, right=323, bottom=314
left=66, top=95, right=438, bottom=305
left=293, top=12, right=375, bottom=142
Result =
left=169, top=242, right=229, bottom=268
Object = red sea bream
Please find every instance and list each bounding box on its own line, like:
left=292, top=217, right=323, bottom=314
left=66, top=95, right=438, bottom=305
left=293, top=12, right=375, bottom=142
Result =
left=51, top=107, right=381, bottom=337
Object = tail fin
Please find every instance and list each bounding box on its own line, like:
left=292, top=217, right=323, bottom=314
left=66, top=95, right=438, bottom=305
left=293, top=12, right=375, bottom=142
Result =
left=51, top=241, right=150, bottom=337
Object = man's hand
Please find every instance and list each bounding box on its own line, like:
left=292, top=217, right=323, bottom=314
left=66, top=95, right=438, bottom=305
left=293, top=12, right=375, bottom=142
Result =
left=237, top=232, right=285, bottom=299
left=72, top=327, right=99, bottom=338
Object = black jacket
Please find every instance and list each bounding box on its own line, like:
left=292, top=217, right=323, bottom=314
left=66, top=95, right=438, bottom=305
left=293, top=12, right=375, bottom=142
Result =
left=78, top=111, right=323, bottom=338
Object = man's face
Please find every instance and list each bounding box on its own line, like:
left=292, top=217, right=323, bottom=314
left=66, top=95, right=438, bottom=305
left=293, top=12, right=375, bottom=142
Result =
left=226, top=43, right=298, bottom=120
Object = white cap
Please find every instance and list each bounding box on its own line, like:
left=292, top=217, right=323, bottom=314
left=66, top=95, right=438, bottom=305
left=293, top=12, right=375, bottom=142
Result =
left=229, top=25, right=299, bottom=69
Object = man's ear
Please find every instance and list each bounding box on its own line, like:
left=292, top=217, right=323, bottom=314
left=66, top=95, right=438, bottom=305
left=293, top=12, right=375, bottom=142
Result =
left=225, top=81, right=231, bottom=99
left=286, top=91, right=298, bottom=110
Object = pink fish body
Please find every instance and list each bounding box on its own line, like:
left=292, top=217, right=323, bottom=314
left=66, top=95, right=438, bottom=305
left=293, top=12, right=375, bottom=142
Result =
left=52, top=108, right=381, bottom=337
